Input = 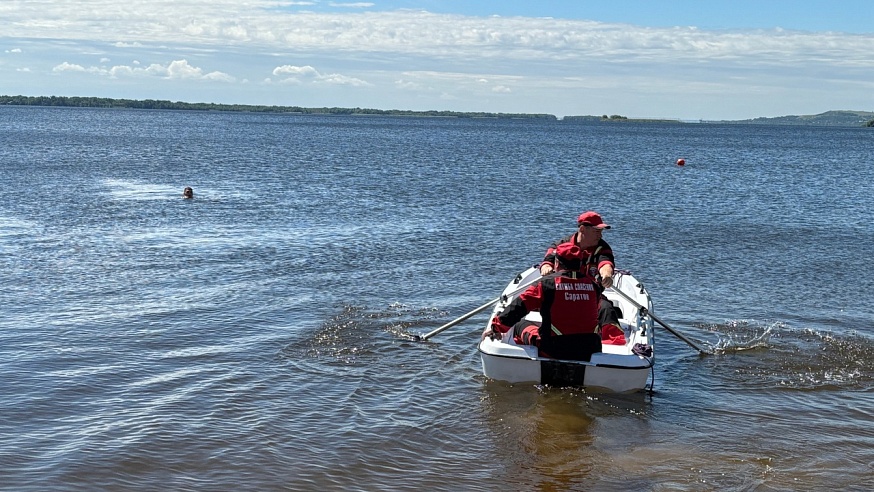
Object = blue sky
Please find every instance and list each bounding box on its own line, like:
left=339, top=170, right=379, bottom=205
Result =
left=310, top=1, right=874, bottom=33
left=2, top=1, right=872, bottom=119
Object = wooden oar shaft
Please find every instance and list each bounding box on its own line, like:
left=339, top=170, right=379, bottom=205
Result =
left=609, top=286, right=711, bottom=355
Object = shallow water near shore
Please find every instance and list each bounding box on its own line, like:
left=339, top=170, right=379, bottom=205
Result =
left=1, top=106, right=873, bottom=491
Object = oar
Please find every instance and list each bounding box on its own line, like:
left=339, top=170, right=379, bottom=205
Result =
left=415, top=273, right=547, bottom=341
left=609, top=285, right=712, bottom=355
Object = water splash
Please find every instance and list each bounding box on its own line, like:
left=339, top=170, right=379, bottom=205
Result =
left=279, top=303, right=448, bottom=364
left=695, top=320, right=874, bottom=390
left=701, top=320, right=778, bottom=354
left=374, top=302, right=447, bottom=341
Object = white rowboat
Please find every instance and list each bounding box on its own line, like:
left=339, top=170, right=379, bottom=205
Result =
left=478, top=267, right=655, bottom=392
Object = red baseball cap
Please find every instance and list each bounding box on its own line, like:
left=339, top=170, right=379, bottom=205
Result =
left=577, top=211, right=611, bottom=229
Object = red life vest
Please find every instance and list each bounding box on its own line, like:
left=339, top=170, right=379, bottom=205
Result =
left=544, top=274, right=600, bottom=335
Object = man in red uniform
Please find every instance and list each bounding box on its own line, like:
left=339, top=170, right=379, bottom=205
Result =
left=538, top=210, right=625, bottom=345
left=481, top=241, right=610, bottom=361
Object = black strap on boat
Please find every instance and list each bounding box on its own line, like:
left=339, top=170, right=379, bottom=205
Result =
left=539, top=278, right=555, bottom=338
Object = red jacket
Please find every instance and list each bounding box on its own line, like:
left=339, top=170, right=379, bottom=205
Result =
left=494, top=272, right=600, bottom=339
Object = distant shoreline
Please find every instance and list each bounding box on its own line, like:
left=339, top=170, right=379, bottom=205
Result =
left=0, top=95, right=561, bottom=121
left=0, top=94, right=665, bottom=122
left=2, top=95, right=872, bottom=127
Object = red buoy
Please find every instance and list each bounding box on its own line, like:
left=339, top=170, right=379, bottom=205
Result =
left=676, top=158, right=686, bottom=166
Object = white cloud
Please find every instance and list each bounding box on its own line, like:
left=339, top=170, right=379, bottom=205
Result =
left=328, top=2, right=374, bottom=7
left=53, top=62, right=89, bottom=73
left=492, top=85, right=511, bottom=93
left=223, top=24, right=249, bottom=41
left=273, top=65, right=320, bottom=77
left=6, top=48, right=23, bottom=53
left=0, top=1, right=868, bottom=69
left=52, top=59, right=236, bottom=82
left=400, top=70, right=523, bottom=86
left=108, top=65, right=135, bottom=77
left=394, top=79, right=423, bottom=90
left=318, top=73, right=369, bottom=86
left=164, top=59, right=207, bottom=79
left=271, top=64, right=370, bottom=86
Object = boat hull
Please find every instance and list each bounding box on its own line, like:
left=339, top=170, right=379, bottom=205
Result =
left=479, top=338, right=652, bottom=392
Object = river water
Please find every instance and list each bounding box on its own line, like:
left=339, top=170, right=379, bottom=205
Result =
left=1, top=106, right=872, bottom=491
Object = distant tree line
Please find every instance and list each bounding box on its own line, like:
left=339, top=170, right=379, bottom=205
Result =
left=563, top=114, right=679, bottom=123
left=726, top=110, right=874, bottom=127
left=6, top=95, right=869, bottom=126
left=564, top=114, right=627, bottom=121
left=0, top=95, right=558, bottom=120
